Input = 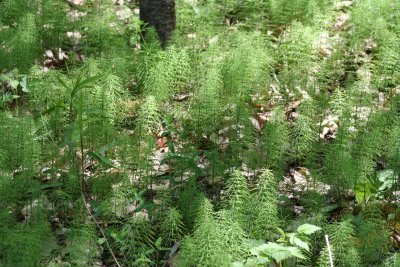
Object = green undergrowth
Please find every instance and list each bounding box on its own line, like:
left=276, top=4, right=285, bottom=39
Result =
left=0, top=0, right=399, bottom=266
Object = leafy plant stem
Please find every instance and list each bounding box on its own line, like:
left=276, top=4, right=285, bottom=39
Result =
left=75, top=85, right=121, bottom=267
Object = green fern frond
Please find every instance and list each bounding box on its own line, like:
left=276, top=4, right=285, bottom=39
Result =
left=248, top=169, right=279, bottom=240
left=277, top=22, right=321, bottom=85
left=262, top=107, right=290, bottom=175
left=177, top=198, right=230, bottom=267
left=222, top=31, right=273, bottom=99
left=0, top=202, right=52, bottom=267
left=316, top=245, right=334, bottom=267
left=135, top=95, right=161, bottom=138
left=290, top=99, right=319, bottom=162
left=381, top=253, right=400, bottom=267
left=330, top=88, right=353, bottom=121
left=8, top=13, right=38, bottom=71
left=350, top=0, right=399, bottom=50
left=117, top=217, right=155, bottom=267
left=216, top=209, right=247, bottom=261
left=374, top=35, right=400, bottom=90
left=0, top=114, right=40, bottom=173
left=326, top=220, right=361, bottom=267
left=160, top=207, right=185, bottom=243
left=66, top=221, right=100, bottom=266
left=225, top=169, right=249, bottom=222
left=178, top=177, right=204, bottom=229
left=357, top=204, right=391, bottom=265
left=189, top=62, right=224, bottom=137
left=352, top=110, right=388, bottom=182
left=143, top=46, right=190, bottom=101
left=323, top=135, right=358, bottom=191
left=269, top=0, right=333, bottom=26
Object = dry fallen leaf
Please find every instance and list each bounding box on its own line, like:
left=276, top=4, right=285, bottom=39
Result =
left=45, top=50, right=54, bottom=58
left=320, top=115, right=339, bottom=140
left=116, top=6, right=133, bottom=21
left=250, top=117, right=261, bottom=131
left=364, top=38, right=377, bottom=53
left=335, top=0, right=353, bottom=9
left=173, top=92, right=193, bottom=102
left=334, top=12, right=350, bottom=31
left=69, top=0, right=85, bottom=5
left=68, top=10, right=87, bottom=20
left=156, top=136, right=167, bottom=149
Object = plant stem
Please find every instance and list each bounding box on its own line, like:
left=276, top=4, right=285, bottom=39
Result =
left=325, top=234, right=334, bottom=267
left=77, top=93, right=122, bottom=267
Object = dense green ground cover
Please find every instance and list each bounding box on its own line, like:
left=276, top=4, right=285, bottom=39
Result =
left=0, top=0, right=399, bottom=266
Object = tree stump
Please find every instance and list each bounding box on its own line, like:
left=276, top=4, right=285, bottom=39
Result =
left=139, top=0, right=176, bottom=47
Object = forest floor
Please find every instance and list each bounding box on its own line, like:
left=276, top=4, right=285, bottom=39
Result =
left=0, top=0, right=400, bottom=266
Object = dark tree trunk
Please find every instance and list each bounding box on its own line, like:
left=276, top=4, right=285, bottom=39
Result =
left=139, top=0, right=176, bottom=47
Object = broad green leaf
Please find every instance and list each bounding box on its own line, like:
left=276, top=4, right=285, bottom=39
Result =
left=287, top=233, right=297, bottom=244
left=83, top=108, right=113, bottom=118
left=297, top=224, right=321, bottom=235
left=250, top=244, right=265, bottom=256
left=1, top=93, right=16, bottom=103
left=95, top=141, right=118, bottom=155
left=137, top=189, right=147, bottom=197
left=10, top=79, right=19, bottom=89
left=246, top=257, right=268, bottom=266
left=322, top=204, right=339, bottom=213
left=258, top=243, right=291, bottom=263
left=39, top=182, right=64, bottom=190
left=378, top=169, right=397, bottom=191
left=71, top=75, right=101, bottom=99
left=88, top=151, right=118, bottom=169
left=37, top=104, right=67, bottom=118
left=377, top=169, right=396, bottom=183
left=355, top=182, right=373, bottom=204
left=77, top=75, right=102, bottom=89
left=277, top=237, right=286, bottom=243
left=277, top=227, right=286, bottom=236
left=20, top=76, right=29, bottom=92
left=167, top=140, right=175, bottom=153
left=287, top=246, right=306, bottom=259
left=0, top=74, right=9, bottom=81
left=57, top=76, right=70, bottom=91
left=292, top=237, right=309, bottom=251
left=10, top=68, right=19, bottom=75
left=231, top=261, right=245, bottom=267
left=254, top=256, right=270, bottom=265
